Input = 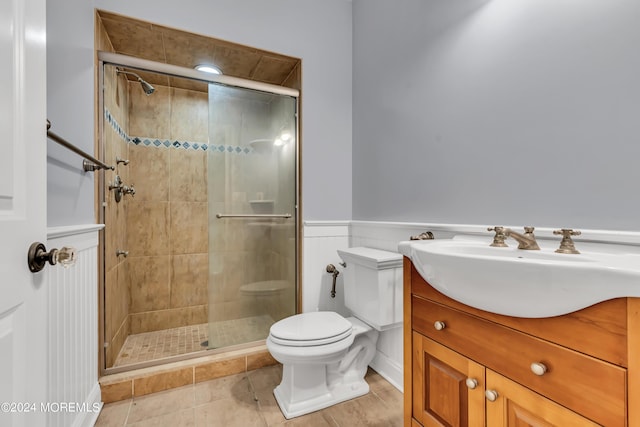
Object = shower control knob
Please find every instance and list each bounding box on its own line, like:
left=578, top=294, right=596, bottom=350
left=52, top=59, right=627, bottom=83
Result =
left=123, top=184, right=136, bottom=197
left=433, top=321, right=446, bottom=331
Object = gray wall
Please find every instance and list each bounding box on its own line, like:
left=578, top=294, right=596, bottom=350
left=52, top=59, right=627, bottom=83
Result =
left=353, top=0, right=640, bottom=231
left=47, top=0, right=96, bottom=227
left=47, top=0, right=353, bottom=226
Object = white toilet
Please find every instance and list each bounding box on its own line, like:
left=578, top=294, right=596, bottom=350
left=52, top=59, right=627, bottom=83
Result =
left=266, top=247, right=403, bottom=419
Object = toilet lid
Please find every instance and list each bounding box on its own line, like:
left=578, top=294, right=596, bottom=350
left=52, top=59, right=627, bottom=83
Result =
left=269, top=312, right=352, bottom=346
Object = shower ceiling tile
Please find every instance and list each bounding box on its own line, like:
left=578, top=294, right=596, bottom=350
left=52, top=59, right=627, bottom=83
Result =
left=100, top=15, right=167, bottom=63
left=251, top=56, right=298, bottom=85
left=161, top=28, right=261, bottom=80
left=97, top=10, right=301, bottom=91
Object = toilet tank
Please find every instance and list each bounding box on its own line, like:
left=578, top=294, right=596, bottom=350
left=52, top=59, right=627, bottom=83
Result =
left=337, top=247, right=403, bottom=331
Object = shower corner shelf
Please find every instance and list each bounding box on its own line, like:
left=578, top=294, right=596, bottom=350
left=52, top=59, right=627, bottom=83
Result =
left=249, top=138, right=274, bottom=152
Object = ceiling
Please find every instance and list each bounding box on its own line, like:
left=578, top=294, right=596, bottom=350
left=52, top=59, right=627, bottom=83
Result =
left=97, top=10, right=301, bottom=93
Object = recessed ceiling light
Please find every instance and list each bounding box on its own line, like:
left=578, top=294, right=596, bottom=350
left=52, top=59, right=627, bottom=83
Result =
left=195, top=64, right=222, bottom=75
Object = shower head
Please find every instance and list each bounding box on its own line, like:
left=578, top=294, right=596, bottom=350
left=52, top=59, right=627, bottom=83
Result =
left=139, top=79, right=155, bottom=95
left=116, top=68, right=155, bottom=96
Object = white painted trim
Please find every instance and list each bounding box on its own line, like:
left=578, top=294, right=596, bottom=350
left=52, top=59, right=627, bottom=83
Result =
left=71, top=383, right=102, bottom=427
left=304, top=220, right=351, bottom=226
left=351, top=220, right=640, bottom=246
left=47, top=224, right=104, bottom=239
left=304, top=221, right=350, bottom=238
left=370, top=350, right=403, bottom=392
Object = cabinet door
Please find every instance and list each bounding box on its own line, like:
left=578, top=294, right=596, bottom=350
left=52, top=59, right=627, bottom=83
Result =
left=413, top=332, right=485, bottom=427
left=485, top=370, right=601, bottom=426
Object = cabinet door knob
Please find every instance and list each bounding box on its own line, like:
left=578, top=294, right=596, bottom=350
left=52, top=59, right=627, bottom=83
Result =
left=433, top=321, right=446, bottom=331
left=485, top=390, right=499, bottom=402
left=465, top=378, right=478, bottom=389
left=530, top=362, right=548, bottom=376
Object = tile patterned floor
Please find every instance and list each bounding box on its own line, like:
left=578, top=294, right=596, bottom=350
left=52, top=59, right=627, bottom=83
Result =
left=95, top=365, right=403, bottom=426
left=114, top=316, right=275, bottom=367
left=114, top=324, right=208, bottom=367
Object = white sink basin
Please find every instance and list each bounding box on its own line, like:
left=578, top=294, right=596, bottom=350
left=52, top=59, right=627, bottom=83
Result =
left=398, top=236, right=640, bottom=318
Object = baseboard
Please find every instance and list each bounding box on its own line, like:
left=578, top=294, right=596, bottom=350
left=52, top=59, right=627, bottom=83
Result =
left=72, top=382, right=103, bottom=427
left=370, top=350, right=403, bottom=392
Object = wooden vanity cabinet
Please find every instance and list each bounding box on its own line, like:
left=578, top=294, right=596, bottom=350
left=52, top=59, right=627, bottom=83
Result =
left=412, top=334, right=599, bottom=427
left=403, top=257, right=640, bottom=427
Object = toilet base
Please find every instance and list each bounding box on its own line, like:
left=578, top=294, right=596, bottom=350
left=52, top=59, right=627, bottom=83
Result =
left=267, top=316, right=379, bottom=419
left=273, top=377, right=370, bottom=419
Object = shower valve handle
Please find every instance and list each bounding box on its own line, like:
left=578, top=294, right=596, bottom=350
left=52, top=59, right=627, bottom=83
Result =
left=123, top=184, right=136, bottom=197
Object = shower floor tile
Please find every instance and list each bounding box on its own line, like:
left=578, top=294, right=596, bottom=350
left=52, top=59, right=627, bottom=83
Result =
left=114, top=323, right=208, bottom=367
left=114, top=315, right=275, bottom=367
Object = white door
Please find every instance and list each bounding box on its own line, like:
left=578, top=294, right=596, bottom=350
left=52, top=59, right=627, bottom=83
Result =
left=0, top=0, right=48, bottom=426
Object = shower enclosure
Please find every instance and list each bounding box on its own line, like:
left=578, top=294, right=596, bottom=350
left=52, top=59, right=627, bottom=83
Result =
left=99, top=54, right=299, bottom=371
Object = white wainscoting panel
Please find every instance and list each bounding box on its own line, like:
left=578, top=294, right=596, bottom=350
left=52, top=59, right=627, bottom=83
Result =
left=304, top=221, right=407, bottom=391
left=46, top=225, right=103, bottom=427
left=302, top=221, right=350, bottom=315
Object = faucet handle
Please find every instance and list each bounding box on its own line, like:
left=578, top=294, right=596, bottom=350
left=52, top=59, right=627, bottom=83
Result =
left=488, top=226, right=508, bottom=247
left=553, top=229, right=581, bottom=254
left=410, top=231, right=434, bottom=240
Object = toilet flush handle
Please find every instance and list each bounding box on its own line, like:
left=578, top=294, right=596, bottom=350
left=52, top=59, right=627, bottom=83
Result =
left=326, top=264, right=340, bottom=298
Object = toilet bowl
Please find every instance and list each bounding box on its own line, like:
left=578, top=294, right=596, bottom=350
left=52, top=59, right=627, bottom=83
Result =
left=266, top=247, right=403, bottom=419
left=266, top=312, right=378, bottom=419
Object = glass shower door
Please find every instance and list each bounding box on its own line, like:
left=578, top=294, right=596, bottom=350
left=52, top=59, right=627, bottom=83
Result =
left=207, top=83, right=297, bottom=349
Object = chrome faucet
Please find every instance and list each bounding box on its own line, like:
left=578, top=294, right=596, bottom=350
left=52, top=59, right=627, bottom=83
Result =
left=504, top=226, right=540, bottom=250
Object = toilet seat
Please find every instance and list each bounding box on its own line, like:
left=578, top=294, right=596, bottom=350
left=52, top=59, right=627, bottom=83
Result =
left=269, top=312, right=353, bottom=347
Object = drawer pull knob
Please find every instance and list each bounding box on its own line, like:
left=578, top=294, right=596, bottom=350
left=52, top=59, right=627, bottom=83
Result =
left=530, top=362, right=548, bottom=376
left=485, top=390, right=499, bottom=402
left=433, top=321, right=446, bottom=331
left=465, top=378, right=478, bottom=389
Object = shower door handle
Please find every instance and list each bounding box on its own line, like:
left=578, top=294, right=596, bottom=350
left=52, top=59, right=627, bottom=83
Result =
left=215, top=213, right=292, bottom=219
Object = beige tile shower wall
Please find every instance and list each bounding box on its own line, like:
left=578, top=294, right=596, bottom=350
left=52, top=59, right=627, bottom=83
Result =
left=127, top=84, right=209, bottom=334
left=102, top=56, right=132, bottom=366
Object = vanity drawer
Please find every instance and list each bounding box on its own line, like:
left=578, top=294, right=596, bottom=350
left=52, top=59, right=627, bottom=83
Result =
left=412, top=296, right=626, bottom=427
left=410, top=265, right=628, bottom=366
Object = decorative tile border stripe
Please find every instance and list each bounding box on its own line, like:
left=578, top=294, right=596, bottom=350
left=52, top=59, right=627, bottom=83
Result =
left=104, top=108, right=254, bottom=155
left=130, top=137, right=252, bottom=155
left=105, top=109, right=130, bottom=143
